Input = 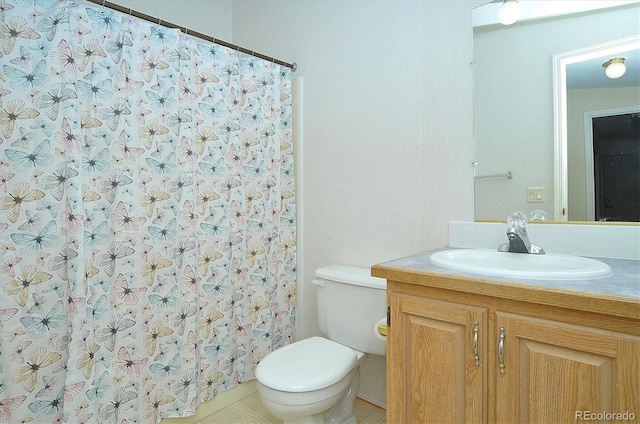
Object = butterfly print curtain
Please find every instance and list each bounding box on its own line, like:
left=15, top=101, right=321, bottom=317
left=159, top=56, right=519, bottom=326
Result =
left=0, top=0, right=296, bottom=422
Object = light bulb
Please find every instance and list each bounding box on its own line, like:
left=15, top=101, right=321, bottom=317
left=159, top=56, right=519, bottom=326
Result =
left=604, top=58, right=626, bottom=79
left=497, top=0, right=521, bottom=26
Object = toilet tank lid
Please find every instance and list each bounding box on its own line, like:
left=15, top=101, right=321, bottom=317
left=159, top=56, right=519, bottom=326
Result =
left=315, top=265, right=386, bottom=290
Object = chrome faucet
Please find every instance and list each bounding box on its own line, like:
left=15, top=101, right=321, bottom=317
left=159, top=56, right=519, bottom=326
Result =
left=497, top=212, right=545, bottom=254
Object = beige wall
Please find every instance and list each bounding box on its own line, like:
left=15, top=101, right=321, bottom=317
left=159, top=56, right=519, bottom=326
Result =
left=90, top=0, right=480, bottom=407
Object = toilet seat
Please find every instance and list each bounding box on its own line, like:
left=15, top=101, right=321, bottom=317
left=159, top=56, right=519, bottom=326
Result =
left=256, top=337, right=358, bottom=392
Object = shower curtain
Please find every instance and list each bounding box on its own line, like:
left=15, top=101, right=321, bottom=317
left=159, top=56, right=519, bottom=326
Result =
left=0, top=1, right=296, bottom=422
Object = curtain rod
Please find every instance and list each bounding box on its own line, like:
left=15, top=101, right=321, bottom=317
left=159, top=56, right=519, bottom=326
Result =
left=82, top=0, right=297, bottom=71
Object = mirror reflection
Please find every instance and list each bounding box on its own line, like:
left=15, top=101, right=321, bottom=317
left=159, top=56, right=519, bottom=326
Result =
left=473, top=1, right=640, bottom=222
left=558, top=37, right=639, bottom=222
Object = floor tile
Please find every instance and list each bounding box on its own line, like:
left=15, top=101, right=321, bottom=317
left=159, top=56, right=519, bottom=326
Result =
left=161, top=381, right=386, bottom=423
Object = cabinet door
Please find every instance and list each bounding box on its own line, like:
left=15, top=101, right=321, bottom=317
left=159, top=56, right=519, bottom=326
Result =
left=388, top=292, right=488, bottom=423
left=494, top=312, right=640, bottom=424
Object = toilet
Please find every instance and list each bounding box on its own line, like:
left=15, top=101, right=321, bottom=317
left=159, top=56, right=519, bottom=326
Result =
left=255, top=264, right=386, bottom=424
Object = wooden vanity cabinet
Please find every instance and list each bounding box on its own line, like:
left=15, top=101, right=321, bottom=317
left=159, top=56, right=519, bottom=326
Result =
left=387, top=292, right=488, bottom=423
left=494, top=312, right=639, bottom=423
left=383, top=276, right=640, bottom=424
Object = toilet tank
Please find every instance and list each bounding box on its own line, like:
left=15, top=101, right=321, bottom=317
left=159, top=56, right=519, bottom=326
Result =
left=313, top=265, right=387, bottom=356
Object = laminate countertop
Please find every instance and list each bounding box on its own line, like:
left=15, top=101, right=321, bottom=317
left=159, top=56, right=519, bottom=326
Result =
left=372, top=248, right=640, bottom=320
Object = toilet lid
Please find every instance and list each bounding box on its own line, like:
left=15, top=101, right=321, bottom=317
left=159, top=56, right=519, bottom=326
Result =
left=256, top=337, right=358, bottom=392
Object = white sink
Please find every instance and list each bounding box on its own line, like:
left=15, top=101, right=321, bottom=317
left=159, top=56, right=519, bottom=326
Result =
left=429, top=249, right=612, bottom=280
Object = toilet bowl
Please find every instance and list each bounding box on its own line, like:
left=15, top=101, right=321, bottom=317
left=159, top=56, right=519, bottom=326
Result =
left=255, top=265, right=387, bottom=424
left=256, top=337, right=365, bottom=424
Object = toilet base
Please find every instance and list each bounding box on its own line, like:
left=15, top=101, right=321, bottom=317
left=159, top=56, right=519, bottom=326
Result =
left=279, top=407, right=356, bottom=424
left=281, top=413, right=356, bottom=424
left=282, top=413, right=325, bottom=424
left=325, top=366, right=360, bottom=424
left=258, top=366, right=363, bottom=424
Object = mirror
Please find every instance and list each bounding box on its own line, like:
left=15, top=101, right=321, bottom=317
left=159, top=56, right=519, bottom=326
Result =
left=554, top=36, right=640, bottom=222
left=473, top=1, right=640, bottom=222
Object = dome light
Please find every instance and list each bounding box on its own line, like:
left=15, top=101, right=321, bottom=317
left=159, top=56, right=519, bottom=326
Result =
left=602, top=57, right=626, bottom=79
left=497, top=0, right=521, bottom=26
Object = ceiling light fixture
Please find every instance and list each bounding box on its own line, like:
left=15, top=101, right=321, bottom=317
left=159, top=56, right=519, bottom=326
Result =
left=497, top=0, right=521, bottom=26
left=602, top=57, right=626, bottom=79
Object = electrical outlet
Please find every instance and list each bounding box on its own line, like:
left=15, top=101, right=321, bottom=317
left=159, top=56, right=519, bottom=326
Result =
left=527, top=187, right=545, bottom=203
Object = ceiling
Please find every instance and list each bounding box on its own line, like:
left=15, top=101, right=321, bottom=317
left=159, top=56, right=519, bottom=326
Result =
left=566, top=48, right=640, bottom=90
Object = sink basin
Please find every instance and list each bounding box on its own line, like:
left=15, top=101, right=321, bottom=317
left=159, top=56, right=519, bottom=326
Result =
left=429, top=249, right=612, bottom=280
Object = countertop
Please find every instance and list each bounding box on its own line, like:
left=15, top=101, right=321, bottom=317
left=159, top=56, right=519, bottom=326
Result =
left=372, top=248, right=640, bottom=319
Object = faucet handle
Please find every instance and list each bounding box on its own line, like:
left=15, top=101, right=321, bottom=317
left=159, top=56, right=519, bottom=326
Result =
left=507, top=211, right=527, bottom=230
left=529, top=209, right=547, bottom=222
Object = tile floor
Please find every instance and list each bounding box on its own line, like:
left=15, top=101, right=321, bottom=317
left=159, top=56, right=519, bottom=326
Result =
left=194, top=392, right=386, bottom=424
left=160, top=380, right=386, bottom=424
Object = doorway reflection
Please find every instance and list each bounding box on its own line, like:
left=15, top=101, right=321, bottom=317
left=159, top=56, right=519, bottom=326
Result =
left=591, top=113, right=640, bottom=222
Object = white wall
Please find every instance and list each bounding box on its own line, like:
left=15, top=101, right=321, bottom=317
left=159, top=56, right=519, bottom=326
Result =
left=106, top=0, right=233, bottom=39
left=231, top=0, right=478, bottom=406
left=94, top=0, right=480, bottom=408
